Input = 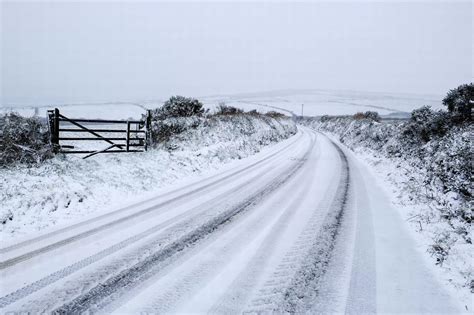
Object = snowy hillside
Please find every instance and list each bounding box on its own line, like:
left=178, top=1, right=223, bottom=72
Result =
left=0, top=103, right=147, bottom=120
left=199, top=89, right=443, bottom=117
left=1, top=89, right=442, bottom=120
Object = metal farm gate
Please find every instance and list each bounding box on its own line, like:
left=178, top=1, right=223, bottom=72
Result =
left=47, top=108, right=151, bottom=159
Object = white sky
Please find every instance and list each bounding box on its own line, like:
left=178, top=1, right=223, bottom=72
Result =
left=1, top=0, right=472, bottom=105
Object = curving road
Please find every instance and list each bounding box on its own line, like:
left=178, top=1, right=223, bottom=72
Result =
left=0, top=128, right=465, bottom=314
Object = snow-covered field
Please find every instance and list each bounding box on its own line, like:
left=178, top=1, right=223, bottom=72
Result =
left=0, top=103, right=146, bottom=120
left=1, top=89, right=443, bottom=119
left=199, top=89, right=443, bottom=117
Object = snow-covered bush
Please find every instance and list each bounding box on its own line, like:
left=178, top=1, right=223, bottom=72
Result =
left=401, top=106, right=452, bottom=144
left=0, top=113, right=53, bottom=167
left=302, top=114, right=471, bottom=226
left=353, top=111, right=381, bottom=122
left=152, top=95, right=206, bottom=119
left=265, top=111, right=287, bottom=119
left=442, top=83, right=473, bottom=123
left=149, top=116, right=202, bottom=145
left=146, top=96, right=206, bottom=144
left=215, top=103, right=244, bottom=115
left=148, top=98, right=294, bottom=147
left=169, top=114, right=297, bottom=156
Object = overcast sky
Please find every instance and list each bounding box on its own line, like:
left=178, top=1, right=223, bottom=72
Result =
left=1, top=1, right=472, bottom=105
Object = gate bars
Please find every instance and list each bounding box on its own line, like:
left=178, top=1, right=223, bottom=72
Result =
left=47, top=108, right=152, bottom=159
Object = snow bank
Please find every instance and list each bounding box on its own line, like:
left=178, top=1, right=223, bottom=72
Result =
left=301, top=116, right=472, bottom=295
left=0, top=115, right=296, bottom=239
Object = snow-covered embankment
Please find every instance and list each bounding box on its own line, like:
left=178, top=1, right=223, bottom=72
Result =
left=0, top=114, right=296, bottom=239
left=301, top=116, right=472, bottom=296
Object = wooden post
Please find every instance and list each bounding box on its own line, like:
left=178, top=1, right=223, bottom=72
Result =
left=126, top=121, right=131, bottom=152
left=47, top=110, right=54, bottom=143
left=145, top=109, right=152, bottom=151
left=51, top=108, right=60, bottom=153
left=54, top=108, right=60, bottom=143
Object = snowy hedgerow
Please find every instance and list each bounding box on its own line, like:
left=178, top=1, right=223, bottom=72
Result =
left=148, top=97, right=292, bottom=146
left=246, top=109, right=261, bottom=116
left=302, top=112, right=471, bottom=226
left=265, top=111, right=287, bottom=119
left=364, top=111, right=381, bottom=122
left=215, top=102, right=244, bottom=115
left=150, top=116, right=202, bottom=147
left=401, top=106, right=452, bottom=144
left=442, top=83, right=473, bottom=123
left=169, top=113, right=297, bottom=154
left=0, top=113, right=53, bottom=167
left=353, top=111, right=381, bottom=122
left=300, top=98, right=472, bottom=291
left=156, top=95, right=206, bottom=119
left=147, top=96, right=206, bottom=144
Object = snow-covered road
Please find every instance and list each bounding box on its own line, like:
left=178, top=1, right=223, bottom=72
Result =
left=0, top=128, right=465, bottom=314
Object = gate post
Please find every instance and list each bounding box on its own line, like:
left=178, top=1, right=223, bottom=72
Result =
left=48, top=108, right=60, bottom=153
left=126, top=121, right=131, bottom=152
left=54, top=108, right=60, bottom=152
left=145, top=109, right=152, bottom=151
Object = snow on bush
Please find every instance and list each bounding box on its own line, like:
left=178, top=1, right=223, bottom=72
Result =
left=169, top=114, right=296, bottom=158
left=0, top=113, right=53, bottom=167
left=0, top=113, right=296, bottom=238
left=442, top=83, right=473, bottom=123
left=145, top=96, right=207, bottom=143
left=300, top=110, right=472, bottom=292
left=352, top=111, right=381, bottom=122
left=151, top=95, right=206, bottom=119
left=214, top=102, right=245, bottom=115
left=147, top=101, right=294, bottom=150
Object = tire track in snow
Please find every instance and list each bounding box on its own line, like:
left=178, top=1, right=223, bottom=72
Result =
left=51, top=135, right=315, bottom=314
left=246, top=135, right=350, bottom=313
left=1, top=129, right=310, bottom=309
left=1, top=132, right=302, bottom=255
left=0, top=167, right=275, bottom=310
left=207, top=144, right=322, bottom=314
left=0, top=133, right=303, bottom=268
left=282, top=139, right=350, bottom=313
left=115, top=135, right=320, bottom=314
